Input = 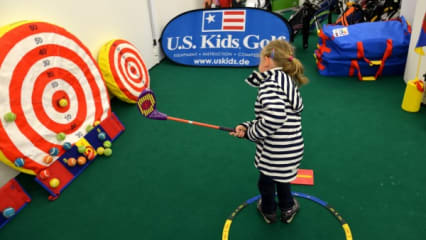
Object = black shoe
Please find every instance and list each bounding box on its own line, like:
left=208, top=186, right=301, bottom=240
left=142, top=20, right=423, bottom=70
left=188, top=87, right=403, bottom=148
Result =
left=257, top=199, right=277, bottom=224
left=281, top=198, right=299, bottom=224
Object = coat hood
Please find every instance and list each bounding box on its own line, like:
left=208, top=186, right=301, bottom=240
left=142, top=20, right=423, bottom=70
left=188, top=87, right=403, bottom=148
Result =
left=245, top=68, right=303, bottom=113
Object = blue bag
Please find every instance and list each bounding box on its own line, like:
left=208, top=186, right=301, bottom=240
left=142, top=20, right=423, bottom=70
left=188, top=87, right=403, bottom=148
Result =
left=315, top=54, right=407, bottom=79
left=315, top=16, right=411, bottom=80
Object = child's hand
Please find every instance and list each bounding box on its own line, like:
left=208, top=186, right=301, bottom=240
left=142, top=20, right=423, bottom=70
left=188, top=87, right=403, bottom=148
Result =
left=230, top=125, right=247, bottom=138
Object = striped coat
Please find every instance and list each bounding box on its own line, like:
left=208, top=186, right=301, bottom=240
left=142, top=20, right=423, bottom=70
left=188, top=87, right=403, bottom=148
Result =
left=242, top=67, right=304, bottom=183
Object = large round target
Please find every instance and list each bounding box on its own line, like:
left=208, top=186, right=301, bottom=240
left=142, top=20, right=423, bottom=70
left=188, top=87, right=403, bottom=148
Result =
left=0, top=21, right=111, bottom=175
left=98, top=39, right=150, bottom=103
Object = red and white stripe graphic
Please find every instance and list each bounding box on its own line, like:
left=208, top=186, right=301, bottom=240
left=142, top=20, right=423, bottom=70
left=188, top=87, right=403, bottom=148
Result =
left=222, top=10, right=246, bottom=31
left=0, top=21, right=111, bottom=173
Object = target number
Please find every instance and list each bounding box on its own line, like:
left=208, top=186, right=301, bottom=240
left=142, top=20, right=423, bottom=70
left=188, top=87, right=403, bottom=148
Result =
left=51, top=81, right=59, bottom=88
left=75, top=131, right=83, bottom=138
left=43, top=59, right=50, bottom=67
left=34, top=37, right=43, bottom=45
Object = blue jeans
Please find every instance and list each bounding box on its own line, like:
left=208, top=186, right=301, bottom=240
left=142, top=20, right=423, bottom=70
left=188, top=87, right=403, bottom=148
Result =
left=258, top=172, right=294, bottom=214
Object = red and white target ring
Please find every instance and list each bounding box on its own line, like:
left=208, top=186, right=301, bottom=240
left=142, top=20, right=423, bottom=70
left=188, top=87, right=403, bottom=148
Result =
left=98, top=39, right=150, bottom=103
left=0, top=21, right=111, bottom=174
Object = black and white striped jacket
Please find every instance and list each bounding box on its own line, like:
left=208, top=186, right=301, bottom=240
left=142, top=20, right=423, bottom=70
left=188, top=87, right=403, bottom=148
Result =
left=242, top=67, right=304, bottom=183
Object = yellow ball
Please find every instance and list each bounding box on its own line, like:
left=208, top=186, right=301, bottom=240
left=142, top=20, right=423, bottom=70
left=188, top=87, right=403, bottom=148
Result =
left=96, top=147, right=105, bottom=155
left=49, top=178, right=60, bottom=188
left=59, top=99, right=68, bottom=107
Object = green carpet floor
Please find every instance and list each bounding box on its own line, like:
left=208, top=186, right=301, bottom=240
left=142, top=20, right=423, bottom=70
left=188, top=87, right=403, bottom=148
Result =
left=1, top=31, right=426, bottom=240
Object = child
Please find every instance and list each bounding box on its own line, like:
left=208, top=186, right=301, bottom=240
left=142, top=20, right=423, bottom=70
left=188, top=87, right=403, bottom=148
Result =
left=230, top=39, right=308, bottom=224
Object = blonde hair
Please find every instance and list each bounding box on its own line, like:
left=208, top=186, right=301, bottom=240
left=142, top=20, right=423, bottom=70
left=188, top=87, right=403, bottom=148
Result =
left=261, top=40, right=309, bottom=86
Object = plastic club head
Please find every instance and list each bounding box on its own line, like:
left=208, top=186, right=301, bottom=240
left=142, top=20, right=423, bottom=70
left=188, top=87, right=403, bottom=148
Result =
left=137, top=89, right=167, bottom=120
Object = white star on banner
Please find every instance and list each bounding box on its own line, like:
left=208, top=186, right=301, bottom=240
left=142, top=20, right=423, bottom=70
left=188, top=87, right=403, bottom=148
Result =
left=206, top=14, right=215, bottom=23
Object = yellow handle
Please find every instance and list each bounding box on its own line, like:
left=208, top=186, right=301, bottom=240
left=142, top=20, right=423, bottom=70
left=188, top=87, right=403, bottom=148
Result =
left=369, top=60, right=382, bottom=66
left=362, top=76, right=377, bottom=81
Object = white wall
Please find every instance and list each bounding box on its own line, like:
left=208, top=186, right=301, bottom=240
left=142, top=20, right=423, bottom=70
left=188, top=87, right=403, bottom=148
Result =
left=0, top=0, right=205, bottom=73
left=155, top=0, right=202, bottom=35
left=0, top=0, right=202, bottom=82
left=402, top=0, right=426, bottom=103
left=401, top=0, right=418, bottom=25
left=0, top=0, right=157, bottom=68
left=151, top=0, right=202, bottom=59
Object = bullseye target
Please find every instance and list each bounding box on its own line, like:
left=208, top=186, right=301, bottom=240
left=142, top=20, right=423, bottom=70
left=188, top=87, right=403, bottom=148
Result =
left=0, top=21, right=111, bottom=175
left=98, top=39, right=150, bottom=103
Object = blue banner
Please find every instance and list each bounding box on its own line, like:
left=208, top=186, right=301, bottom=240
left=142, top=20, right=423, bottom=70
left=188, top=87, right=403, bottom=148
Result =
left=160, top=8, right=292, bottom=67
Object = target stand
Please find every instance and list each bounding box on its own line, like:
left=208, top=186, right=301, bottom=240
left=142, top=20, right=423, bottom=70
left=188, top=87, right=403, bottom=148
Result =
left=34, top=113, right=125, bottom=200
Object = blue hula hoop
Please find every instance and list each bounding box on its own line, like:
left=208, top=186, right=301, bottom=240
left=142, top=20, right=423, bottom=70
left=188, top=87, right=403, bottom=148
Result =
left=222, top=192, right=353, bottom=240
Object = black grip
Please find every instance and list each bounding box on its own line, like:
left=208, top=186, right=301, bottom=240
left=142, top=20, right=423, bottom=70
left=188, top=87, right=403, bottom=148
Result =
left=219, top=126, right=234, bottom=132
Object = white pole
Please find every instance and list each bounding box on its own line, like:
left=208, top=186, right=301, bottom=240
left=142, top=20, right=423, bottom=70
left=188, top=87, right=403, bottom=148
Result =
left=148, top=0, right=162, bottom=63
left=402, top=0, right=426, bottom=103
left=148, top=0, right=158, bottom=46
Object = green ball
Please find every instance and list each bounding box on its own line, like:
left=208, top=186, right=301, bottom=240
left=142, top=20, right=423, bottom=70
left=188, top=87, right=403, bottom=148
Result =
left=56, top=132, right=66, bottom=141
left=86, top=125, right=94, bottom=133
left=104, top=148, right=112, bottom=157
left=77, top=145, right=86, bottom=154
left=3, top=112, right=16, bottom=122
left=103, top=140, right=112, bottom=148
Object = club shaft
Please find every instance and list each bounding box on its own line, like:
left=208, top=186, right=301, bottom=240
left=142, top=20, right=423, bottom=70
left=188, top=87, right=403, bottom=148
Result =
left=167, top=116, right=234, bottom=132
